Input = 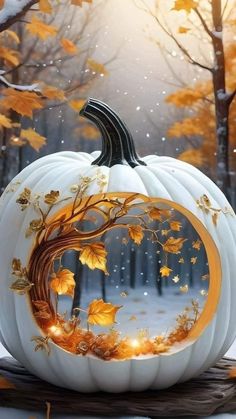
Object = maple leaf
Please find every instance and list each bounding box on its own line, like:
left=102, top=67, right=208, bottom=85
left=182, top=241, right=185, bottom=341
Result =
left=71, top=0, right=92, bottom=7
left=191, top=257, right=197, bottom=264
left=0, top=114, right=12, bottom=128
left=0, top=376, right=15, bottom=389
left=87, top=58, right=108, bottom=75
left=1, top=89, right=43, bottom=118
left=163, top=237, right=187, bottom=254
left=172, top=0, right=198, bottom=13
left=169, top=220, right=182, bottom=231
left=44, top=190, right=59, bottom=205
left=50, top=269, right=75, bottom=297
left=128, top=224, right=144, bottom=245
left=39, top=0, right=52, bottom=13
left=42, top=85, right=65, bottom=100
left=172, top=275, right=180, bottom=283
left=178, top=26, right=190, bottom=33
left=79, top=242, right=108, bottom=273
left=87, top=299, right=122, bottom=326
left=26, top=17, right=57, bottom=40
left=0, top=46, right=19, bottom=66
left=180, top=284, right=189, bottom=293
left=160, top=266, right=173, bottom=277
left=69, top=99, right=86, bottom=112
left=148, top=207, right=163, bottom=221
left=178, top=257, right=185, bottom=263
left=161, top=229, right=170, bottom=236
left=192, top=239, right=201, bottom=250
left=60, top=38, right=78, bottom=54
left=20, top=128, right=46, bottom=151
left=10, top=278, right=34, bottom=295
left=16, top=187, right=31, bottom=210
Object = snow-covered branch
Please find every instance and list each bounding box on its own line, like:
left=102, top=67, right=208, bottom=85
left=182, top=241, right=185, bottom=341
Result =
left=0, top=0, right=38, bottom=32
left=0, top=71, right=40, bottom=92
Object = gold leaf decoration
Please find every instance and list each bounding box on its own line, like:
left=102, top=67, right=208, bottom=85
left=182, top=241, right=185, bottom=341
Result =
left=31, top=336, right=50, bottom=355
left=190, top=256, right=197, bottom=264
left=26, top=218, right=44, bottom=237
left=160, top=266, right=173, bottom=277
left=44, top=190, right=60, bottom=205
left=128, top=224, right=144, bottom=245
left=192, top=239, right=201, bottom=250
left=169, top=220, right=182, bottom=231
left=180, top=284, right=189, bottom=293
left=87, top=299, right=122, bottom=326
left=50, top=269, right=75, bottom=297
left=79, top=242, right=108, bottom=273
left=16, top=187, right=31, bottom=210
left=163, top=237, right=187, bottom=254
left=10, top=278, right=34, bottom=295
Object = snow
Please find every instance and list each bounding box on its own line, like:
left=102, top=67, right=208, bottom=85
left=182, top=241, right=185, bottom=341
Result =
left=0, top=0, right=33, bottom=25
left=213, top=30, right=223, bottom=39
left=0, top=73, right=40, bottom=91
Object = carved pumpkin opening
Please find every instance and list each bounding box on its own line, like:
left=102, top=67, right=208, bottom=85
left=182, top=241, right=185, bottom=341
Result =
left=12, top=191, right=221, bottom=360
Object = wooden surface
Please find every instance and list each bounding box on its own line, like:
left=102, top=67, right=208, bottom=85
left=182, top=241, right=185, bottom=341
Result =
left=0, top=356, right=236, bottom=416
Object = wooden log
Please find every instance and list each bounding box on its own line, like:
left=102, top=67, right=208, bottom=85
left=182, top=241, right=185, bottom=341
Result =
left=0, top=356, right=236, bottom=416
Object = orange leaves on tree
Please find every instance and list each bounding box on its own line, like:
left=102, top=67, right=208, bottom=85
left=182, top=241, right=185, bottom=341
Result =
left=42, top=85, right=65, bottom=100
left=87, top=58, right=108, bottom=75
left=79, top=124, right=100, bottom=140
left=20, top=129, right=46, bottom=151
left=50, top=269, right=75, bottom=297
left=172, top=0, right=198, bottom=13
left=60, top=38, right=78, bottom=55
left=163, top=237, right=187, bottom=254
left=0, top=114, right=12, bottom=129
left=26, top=17, right=57, bottom=40
left=160, top=266, right=172, bottom=277
left=1, top=89, right=43, bottom=117
left=79, top=242, right=108, bottom=274
left=178, top=149, right=205, bottom=168
left=87, top=299, right=122, bottom=326
left=69, top=99, right=86, bottom=112
left=71, top=0, right=92, bottom=7
left=166, top=88, right=202, bottom=107
left=39, top=0, right=52, bottom=14
left=128, top=224, right=144, bottom=245
left=0, top=47, right=19, bottom=66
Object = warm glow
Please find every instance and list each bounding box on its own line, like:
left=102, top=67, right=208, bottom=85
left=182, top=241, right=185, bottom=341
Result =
left=130, top=339, right=140, bottom=348
left=49, top=325, right=62, bottom=336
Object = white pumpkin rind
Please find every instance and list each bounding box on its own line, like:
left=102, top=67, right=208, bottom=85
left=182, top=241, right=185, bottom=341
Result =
left=0, top=149, right=235, bottom=392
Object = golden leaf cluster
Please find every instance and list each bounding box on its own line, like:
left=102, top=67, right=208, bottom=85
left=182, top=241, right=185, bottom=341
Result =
left=1, top=89, right=43, bottom=118
left=128, top=224, right=144, bottom=245
left=50, top=269, right=75, bottom=297
left=163, top=236, right=187, bottom=254
left=10, top=258, right=33, bottom=295
left=172, top=0, right=198, bottom=13
left=87, top=299, right=122, bottom=326
left=79, top=242, right=108, bottom=274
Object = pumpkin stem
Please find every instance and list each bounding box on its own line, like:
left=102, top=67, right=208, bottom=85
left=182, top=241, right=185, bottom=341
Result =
left=79, top=98, right=146, bottom=167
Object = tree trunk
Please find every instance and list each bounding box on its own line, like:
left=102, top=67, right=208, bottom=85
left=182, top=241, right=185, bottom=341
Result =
left=211, top=0, right=231, bottom=196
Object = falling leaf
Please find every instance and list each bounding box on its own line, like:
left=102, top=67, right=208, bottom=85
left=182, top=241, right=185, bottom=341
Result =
left=170, top=220, right=182, bottom=231
left=79, top=242, right=108, bottom=273
left=26, top=17, right=57, bottom=40
left=200, top=289, right=208, bottom=297
left=180, top=284, right=189, bottom=293
left=212, top=212, right=218, bottom=226
left=191, top=257, right=197, bottom=264
left=60, top=38, right=78, bottom=54
left=42, top=85, right=65, bottom=100
left=0, top=46, right=19, bottom=66
left=148, top=207, right=162, bottom=221
left=202, top=273, right=209, bottom=281
left=120, top=291, right=128, bottom=297
left=31, top=336, right=50, bottom=355
left=44, top=190, right=59, bottom=205
left=50, top=269, right=75, bottom=297
left=0, top=375, right=15, bottom=389
left=20, top=128, right=46, bottom=151
left=87, top=58, right=108, bottom=75
left=163, top=237, right=187, bottom=254
left=161, top=229, right=170, bottom=236
left=0, top=114, right=12, bottom=128
left=87, top=299, right=122, bottom=326
left=128, top=224, right=144, bottom=245
left=178, top=257, right=185, bottom=264
left=71, top=0, right=92, bottom=6
left=172, top=275, right=180, bottom=283
left=69, top=99, right=86, bottom=112
left=178, top=26, right=190, bottom=33
left=172, top=0, right=198, bottom=13
left=192, top=239, right=201, bottom=251
left=160, top=266, right=173, bottom=277
left=39, top=0, right=52, bottom=13
left=10, top=278, right=34, bottom=295
left=1, top=89, right=43, bottom=118
left=16, top=187, right=31, bottom=210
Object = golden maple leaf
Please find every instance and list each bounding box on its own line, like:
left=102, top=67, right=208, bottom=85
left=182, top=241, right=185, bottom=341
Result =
left=71, top=0, right=92, bottom=5
left=172, top=0, right=198, bottom=13
left=163, top=237, right=187, bottom=254
left=10, top=278, right=34, bottom=295
left=50, top=269, right=75, bottom=297
left=170, top=220, right=182, bottom=231
left=1, top=89, right=43, bottom=118
left=128, top=224, right=144, bottom=245
left=178, top=257, right=185, bottom=264
left=42, top=85, right=65, bottom=100
left=79, top=242, right=108, bottom=273
left=87, top=58, right=108, bottom=75
left=87, top=299, right=122, bottom=326
left=0, top=114, right=12, bottom=128
left=60, top=38, right=78, bottom=54
left=160, top=266, right=172, bottom=277
left=180, top=284, right=189, bottom=293
left=172, top=275, right=180, bottom=283
left=39, top=0, right=52, bottom=13
left=190, top=256, right=197, bottom=265
left=161, top=229, right=170, bottom=236
left=148, top=207, right=162, bottom=221
left=20, top=128, right=46, bottom=151
left=178, top=26, right=190, bottom=33
left=26, top=17, right=57, bottom=40
left=69, top=99, right=86, bottom=112
left=44, top=190, right=59, bottom=205
left=192, top=239, right=201, bottom=250
left=0, top=46, right=19, bottom=66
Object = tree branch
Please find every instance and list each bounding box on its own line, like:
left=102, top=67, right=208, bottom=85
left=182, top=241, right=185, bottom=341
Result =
left=0, top=0, right=38, bottom=33
left=0, top=71, right=40, bottom=92
left=194, top=8, right=214, bottom=39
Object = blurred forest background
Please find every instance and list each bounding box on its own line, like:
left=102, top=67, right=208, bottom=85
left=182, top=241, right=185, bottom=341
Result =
left=0, top=0, right=235, bottom=302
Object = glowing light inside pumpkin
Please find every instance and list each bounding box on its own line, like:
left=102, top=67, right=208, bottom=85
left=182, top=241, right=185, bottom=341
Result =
left=130, top=339, right=140, bottom=348
left=49, top=325, right=62, bottom=336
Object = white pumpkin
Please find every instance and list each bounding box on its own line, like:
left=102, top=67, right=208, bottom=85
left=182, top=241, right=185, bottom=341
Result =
left=0, top=98, right=235, bottom=393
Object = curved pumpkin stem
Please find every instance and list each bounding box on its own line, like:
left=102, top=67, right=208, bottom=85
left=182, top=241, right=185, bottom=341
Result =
left=79, top=98, right=146, bottom=167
